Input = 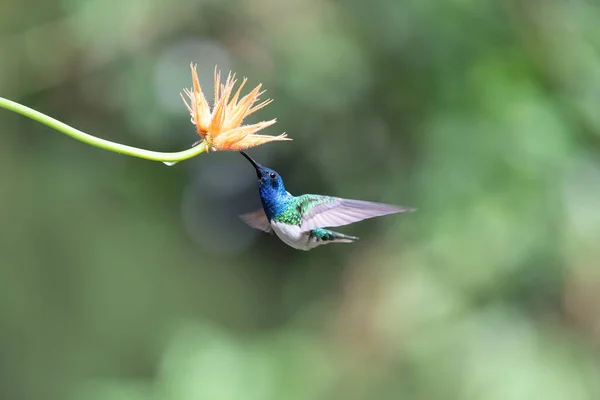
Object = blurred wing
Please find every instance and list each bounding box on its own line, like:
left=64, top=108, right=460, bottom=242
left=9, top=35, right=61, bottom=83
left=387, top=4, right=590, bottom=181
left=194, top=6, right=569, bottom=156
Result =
left=240, top=209, right=273, bottom=234
left=299, top=196, right=414, bottom=231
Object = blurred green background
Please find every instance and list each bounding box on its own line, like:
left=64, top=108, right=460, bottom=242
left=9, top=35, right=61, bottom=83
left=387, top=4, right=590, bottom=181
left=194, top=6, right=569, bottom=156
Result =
left=2, top=0, right=600, bottom=399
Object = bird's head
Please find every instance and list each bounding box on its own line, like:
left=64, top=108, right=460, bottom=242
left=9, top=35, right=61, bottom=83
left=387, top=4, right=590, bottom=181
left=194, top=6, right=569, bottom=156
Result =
left=240, top=151, right=286, bottom=198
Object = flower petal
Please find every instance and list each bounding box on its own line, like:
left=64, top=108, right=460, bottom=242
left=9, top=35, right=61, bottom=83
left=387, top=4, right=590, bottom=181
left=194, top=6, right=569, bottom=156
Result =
left=224, top=85, right=265, bottom=131
left=228, top=77, right=248, bottom=108
left=190, top=64, right=210, bottom=118
left=211, top=119, right=288, bottom=151
left=226, top=133, right=291, bottom=150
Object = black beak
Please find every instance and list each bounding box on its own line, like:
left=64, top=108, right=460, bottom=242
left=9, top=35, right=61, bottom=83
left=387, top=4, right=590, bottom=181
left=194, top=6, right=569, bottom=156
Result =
left=239, top=151, right=262, bottom=178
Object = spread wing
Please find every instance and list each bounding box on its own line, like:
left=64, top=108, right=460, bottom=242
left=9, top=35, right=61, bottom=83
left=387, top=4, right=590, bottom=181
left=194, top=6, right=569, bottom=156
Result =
left=298, top=195, right=414, bottom=232
left=240, top=209, right=273, bottom=234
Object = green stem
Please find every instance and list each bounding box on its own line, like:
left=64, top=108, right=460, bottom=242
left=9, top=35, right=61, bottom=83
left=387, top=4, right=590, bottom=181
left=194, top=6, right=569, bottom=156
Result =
left=0, top=96, right=206, bottom=162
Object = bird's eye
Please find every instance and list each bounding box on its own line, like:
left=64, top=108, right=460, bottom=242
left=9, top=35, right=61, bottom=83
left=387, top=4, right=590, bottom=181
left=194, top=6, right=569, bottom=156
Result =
left=269, top=172, right=276, bottom=179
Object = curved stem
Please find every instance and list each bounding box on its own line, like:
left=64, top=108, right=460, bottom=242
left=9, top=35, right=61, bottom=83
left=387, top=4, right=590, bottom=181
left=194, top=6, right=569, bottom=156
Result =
left=0, top=96, right=206, bottom=162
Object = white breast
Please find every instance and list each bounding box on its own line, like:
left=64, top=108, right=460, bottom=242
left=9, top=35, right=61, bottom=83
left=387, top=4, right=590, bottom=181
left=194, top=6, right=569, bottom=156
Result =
left=271, top=221, right=318, bottom=251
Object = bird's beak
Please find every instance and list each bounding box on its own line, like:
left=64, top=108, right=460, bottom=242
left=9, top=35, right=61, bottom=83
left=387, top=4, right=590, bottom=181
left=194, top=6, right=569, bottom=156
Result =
left=239, top=151, right=262, bottom=178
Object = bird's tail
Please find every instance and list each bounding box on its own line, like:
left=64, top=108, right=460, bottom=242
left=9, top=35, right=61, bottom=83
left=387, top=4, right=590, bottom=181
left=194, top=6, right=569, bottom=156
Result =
left=310, top=228, right=359, bottom=244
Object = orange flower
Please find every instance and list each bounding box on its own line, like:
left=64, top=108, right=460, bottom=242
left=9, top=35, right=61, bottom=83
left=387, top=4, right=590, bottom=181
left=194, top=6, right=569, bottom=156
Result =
left=181, top=63, right=291, bottom=152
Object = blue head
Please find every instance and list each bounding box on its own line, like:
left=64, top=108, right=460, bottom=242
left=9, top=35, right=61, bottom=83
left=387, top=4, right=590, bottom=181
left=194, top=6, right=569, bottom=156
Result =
left=240, top=151, right=290, bottom=219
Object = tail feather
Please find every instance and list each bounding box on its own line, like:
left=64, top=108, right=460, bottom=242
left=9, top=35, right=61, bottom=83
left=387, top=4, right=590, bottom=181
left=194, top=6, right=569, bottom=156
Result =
left=310, top=228, right=359, bottom=245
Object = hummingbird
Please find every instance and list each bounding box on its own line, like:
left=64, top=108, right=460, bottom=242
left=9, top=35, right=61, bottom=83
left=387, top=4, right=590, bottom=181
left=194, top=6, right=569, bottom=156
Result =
left=239, top=151, right=415, bottom=251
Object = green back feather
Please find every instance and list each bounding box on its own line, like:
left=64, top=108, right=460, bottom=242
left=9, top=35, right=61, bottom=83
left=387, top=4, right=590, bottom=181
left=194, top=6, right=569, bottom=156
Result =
left=274, top=195, right=335, bottom=225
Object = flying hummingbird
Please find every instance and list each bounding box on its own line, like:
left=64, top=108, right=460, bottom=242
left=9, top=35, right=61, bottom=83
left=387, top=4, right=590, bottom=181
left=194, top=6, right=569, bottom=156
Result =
left=239, top=151, right=415, bottom=251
